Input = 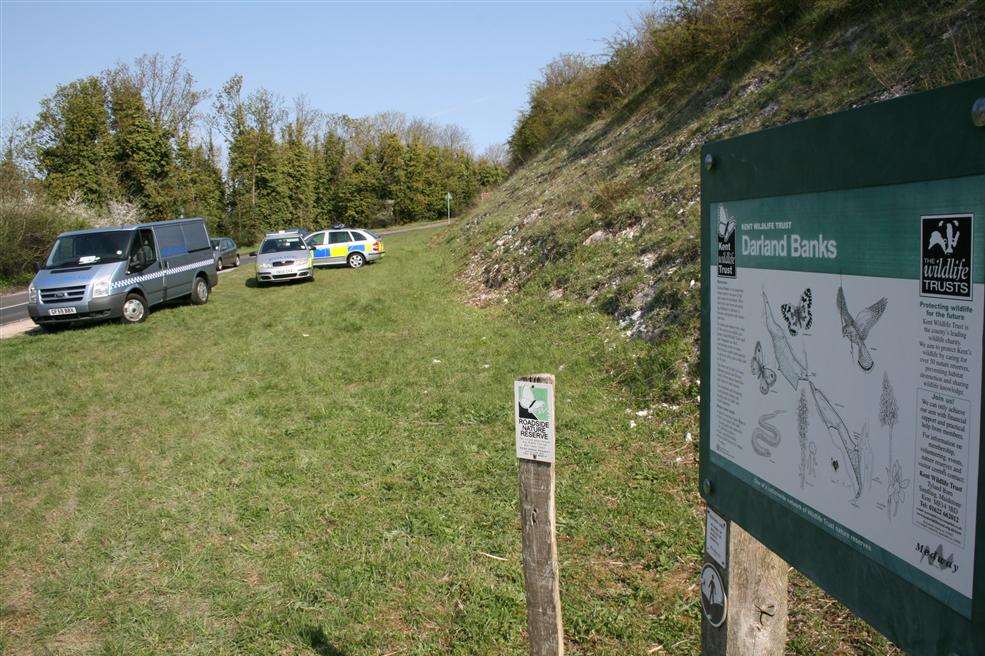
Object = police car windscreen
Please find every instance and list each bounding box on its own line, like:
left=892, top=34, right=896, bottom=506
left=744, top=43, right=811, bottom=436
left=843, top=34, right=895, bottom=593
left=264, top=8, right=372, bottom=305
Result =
left=260, top=238, right=306, bottom=253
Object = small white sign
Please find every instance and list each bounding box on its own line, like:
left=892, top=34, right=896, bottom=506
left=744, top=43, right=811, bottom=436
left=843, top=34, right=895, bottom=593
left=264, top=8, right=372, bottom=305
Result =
left=514, top=380, right=555, bottom=462
left=705, top=507, right=728, bottom=569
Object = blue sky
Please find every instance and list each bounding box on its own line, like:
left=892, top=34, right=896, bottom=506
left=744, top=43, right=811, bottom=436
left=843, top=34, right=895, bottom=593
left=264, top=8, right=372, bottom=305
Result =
left=1, top=1, right=656, bottom=152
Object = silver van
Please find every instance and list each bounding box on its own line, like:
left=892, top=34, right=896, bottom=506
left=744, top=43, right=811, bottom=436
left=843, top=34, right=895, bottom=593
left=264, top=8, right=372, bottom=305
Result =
left=27, top=217, right=218, bottom=328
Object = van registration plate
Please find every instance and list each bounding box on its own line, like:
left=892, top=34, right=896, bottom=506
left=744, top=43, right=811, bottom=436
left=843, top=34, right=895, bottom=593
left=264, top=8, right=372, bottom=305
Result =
left=48, top=307, right=77, bottom=316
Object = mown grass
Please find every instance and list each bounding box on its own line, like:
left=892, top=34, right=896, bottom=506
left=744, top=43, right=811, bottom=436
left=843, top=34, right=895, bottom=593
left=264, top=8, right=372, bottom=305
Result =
left=1, top=227, right=705, bottom=655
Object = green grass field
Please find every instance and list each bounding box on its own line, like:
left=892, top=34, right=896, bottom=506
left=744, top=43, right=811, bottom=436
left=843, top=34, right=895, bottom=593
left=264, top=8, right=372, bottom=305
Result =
left=0, top=227, right=702, bottom=655
left=0, top=226, right=897, bottom=655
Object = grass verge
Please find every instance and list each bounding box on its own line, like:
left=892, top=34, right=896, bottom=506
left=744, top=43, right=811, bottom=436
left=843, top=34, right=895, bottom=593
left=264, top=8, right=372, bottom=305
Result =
left=1, top=226, right=896, bottom=654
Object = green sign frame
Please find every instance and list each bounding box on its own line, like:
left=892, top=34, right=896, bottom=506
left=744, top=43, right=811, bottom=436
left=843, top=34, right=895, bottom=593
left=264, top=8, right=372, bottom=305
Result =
left=700, top=77, right=985, bottom=655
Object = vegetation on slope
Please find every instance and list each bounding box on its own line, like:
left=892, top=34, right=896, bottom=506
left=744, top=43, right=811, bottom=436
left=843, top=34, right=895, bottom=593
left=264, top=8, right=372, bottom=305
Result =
left=452, top=0, right=984, bottom=651
left=456, top=0, right=983, bottom=400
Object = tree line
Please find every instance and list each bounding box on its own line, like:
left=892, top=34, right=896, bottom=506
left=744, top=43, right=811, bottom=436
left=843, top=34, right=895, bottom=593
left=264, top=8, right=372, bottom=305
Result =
left=1, top=54, right=507, bottom=259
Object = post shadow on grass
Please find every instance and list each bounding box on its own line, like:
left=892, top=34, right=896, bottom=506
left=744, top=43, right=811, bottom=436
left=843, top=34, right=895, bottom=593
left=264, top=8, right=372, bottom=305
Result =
left=299, top=626, right=347, bottom=656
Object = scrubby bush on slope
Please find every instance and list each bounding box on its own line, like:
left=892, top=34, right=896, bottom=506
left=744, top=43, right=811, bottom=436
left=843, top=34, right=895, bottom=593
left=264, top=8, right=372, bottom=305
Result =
left=461, top=0, right=984, bottom=401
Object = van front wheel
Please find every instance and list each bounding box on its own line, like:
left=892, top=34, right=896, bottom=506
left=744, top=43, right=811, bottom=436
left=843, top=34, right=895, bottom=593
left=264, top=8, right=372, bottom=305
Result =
left=121, top=293, right=147, bottom=324
left=191, top=276, right=210, bottom=305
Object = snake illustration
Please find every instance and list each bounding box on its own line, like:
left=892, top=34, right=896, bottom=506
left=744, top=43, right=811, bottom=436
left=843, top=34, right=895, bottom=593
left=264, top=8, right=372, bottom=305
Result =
left=751, top=410, right=784, bottom=457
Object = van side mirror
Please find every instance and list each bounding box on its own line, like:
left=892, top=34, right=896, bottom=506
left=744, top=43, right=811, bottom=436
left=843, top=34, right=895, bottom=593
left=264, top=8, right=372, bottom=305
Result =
left=249, top=251, right=258, bottom=257
left=32, top=261, right=41, bottom=273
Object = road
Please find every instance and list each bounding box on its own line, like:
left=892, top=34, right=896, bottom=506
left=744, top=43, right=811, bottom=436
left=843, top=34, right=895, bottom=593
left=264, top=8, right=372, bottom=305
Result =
left=0, top=219, right=452, bottom=328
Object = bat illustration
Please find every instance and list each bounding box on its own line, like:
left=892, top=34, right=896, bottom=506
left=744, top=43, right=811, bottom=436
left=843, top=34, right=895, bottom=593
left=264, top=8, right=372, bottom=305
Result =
left=781, top=288, right=813, bottom=336
left=750, top=341, right=777, bottom=394
left=836, top=286, right=887, bottom=372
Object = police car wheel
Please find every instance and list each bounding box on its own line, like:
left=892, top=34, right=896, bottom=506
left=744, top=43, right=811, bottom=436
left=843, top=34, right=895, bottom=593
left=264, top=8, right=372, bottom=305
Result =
left=191, top=276, right=210, bottom=305
left=121, top=293, right=147, bottom=324
left=347, top=253, right=365, bottom=269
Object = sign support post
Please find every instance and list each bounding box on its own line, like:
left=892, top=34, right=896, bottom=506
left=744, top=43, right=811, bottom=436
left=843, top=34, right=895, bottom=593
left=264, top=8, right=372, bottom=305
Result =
left=701, top=507, right=788, bottom=656
left=515, top=374, right=563, bottom=656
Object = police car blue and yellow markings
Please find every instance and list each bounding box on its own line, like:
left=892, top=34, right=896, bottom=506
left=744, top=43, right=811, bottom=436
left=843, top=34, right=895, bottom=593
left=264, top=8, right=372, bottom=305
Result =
left=349, top=244, right=366, bottom=253
left=111, top=258, right=215, bottom=290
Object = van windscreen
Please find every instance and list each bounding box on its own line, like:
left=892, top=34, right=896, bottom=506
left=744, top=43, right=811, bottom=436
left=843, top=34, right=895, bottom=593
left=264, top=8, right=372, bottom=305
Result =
left=46, top=231, right=132, bottom=268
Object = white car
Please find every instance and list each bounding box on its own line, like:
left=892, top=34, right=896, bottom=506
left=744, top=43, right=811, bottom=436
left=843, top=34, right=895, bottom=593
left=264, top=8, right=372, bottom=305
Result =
left=305, top=228, right=385, bottom=269
left=251, top=231, right=314, bottom=285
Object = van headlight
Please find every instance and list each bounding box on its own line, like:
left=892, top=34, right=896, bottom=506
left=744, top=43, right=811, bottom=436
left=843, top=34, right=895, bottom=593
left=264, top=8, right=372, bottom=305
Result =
left=28, top=282, right=38, bottom=303
left=91, top=277, right=112, bottom=298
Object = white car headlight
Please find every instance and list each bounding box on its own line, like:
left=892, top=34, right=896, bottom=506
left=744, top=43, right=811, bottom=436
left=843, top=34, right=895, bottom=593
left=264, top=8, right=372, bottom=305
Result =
left=28, top=282, right=38, bottom=303
left=91, top=277, right=112, bottom=298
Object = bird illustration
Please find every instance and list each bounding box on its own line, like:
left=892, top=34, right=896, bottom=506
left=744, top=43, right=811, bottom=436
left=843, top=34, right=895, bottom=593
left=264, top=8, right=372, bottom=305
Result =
left=836, top=286, right=887, bottom=372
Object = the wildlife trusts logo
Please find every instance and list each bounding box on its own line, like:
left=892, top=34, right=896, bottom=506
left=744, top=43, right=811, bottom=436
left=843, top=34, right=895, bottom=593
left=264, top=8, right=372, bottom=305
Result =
left=717, top=205, right=736, bottom=278
left=921, top=214, right=972, bottom=299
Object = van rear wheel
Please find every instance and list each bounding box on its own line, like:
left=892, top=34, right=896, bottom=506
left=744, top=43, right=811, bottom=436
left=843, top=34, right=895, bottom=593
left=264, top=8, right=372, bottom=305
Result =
left=121, top=293, right=147, bottom=324
left=191, top=276, right=210, bottom=305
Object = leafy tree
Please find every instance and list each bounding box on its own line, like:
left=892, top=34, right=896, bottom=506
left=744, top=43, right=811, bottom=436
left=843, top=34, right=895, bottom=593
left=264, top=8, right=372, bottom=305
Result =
left=314, top=131, right=346, bottom=225
left=216, top=76, right=289, bottom=240
left=393, top=140, right=437, bottom=222
left=109, top=79, right=174, bottom=218
left=173, top=132, right=224, bottom=231
left=34, top=77, right=119, bottom=204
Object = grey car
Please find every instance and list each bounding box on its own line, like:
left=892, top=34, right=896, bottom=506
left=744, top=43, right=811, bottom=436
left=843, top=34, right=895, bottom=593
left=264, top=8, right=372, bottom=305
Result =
left=211, top=237, right=240, bottom=270
left=251, top=231, right=313, bottom=285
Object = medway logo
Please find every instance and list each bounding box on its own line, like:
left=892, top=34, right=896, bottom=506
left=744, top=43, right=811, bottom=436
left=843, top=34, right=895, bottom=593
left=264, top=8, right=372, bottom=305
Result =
left=717, top=205, right=736, bottom=278
left=921, top=214, right=972, bottom=299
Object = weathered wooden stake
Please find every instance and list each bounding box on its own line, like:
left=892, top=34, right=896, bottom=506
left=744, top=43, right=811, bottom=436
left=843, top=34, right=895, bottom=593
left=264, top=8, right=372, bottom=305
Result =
left=702, top=518, right=788, bottom=656
left=517, top=373, right=563, bottom=656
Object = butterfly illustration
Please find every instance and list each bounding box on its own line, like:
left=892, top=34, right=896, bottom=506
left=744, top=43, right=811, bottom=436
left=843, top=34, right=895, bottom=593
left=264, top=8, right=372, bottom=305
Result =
left=750, top=341, right=777, bottom=395
left=781, top=289, right=813, bottom=336
left=836, top=286, right=887, bottom=372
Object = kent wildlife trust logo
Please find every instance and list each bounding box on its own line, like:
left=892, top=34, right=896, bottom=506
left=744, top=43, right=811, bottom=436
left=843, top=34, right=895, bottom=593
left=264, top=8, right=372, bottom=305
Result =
left=717, top=205, right=736, bottom=278
left=921, top=214, right=972, bottom=299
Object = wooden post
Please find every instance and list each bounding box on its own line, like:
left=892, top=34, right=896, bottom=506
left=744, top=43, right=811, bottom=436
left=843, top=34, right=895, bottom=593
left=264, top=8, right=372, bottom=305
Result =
left=702, top=515, right=788, bottom=656
left=516, top=373, right=563, bottom=656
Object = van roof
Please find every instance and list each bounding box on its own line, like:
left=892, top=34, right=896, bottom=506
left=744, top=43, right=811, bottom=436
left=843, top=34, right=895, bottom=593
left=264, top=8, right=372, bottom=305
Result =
left=58, top=217, right=209, bottom=238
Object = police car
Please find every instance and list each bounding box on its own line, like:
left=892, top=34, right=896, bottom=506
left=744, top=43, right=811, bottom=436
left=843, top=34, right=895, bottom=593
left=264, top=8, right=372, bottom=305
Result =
left=304, top=227, right=384, bottom=269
